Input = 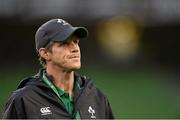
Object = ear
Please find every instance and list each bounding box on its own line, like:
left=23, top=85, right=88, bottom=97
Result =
left=39, top=48, right=51, bottom=61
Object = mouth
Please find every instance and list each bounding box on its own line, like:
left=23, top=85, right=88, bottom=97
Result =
left=68, top=55, right=80, bottom=59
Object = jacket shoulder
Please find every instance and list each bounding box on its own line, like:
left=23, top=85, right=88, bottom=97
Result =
left=10, top=76, right=40, bottom=101
left=80, top=74, right=107, bottom=100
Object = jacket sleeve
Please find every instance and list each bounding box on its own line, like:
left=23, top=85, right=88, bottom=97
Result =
left=3, top=97, right=18, bottom=119
left=105, top=96, right=115, bottom=119
left=3, top=93, right=26, bottom=119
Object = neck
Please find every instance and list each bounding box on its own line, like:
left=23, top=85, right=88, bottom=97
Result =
left=46, top=65, right=74, bottom=96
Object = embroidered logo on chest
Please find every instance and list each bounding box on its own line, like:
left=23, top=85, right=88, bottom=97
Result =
left=40, top=107, right=52, bottom=115
left=88, top=106, right=96, bottom=119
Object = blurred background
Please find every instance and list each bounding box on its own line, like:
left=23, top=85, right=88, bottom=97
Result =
left=0, top=0, right=180, bottom=118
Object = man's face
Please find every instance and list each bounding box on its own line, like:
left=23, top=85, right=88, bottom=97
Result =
left=47, top=36, right=81, bottom=71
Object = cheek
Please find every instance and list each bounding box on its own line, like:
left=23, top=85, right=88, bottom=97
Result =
left=50, top=51, right=63, bottom=61
left=56, top=53, right=66, bottom=61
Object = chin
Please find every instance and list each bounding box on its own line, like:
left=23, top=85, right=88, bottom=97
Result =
left=69, top=64, right=81, bottom=71
left=73, top=65, right=81, bottom=70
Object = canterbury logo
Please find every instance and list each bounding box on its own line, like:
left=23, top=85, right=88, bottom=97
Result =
left=40, top=107, right=52, bottom=115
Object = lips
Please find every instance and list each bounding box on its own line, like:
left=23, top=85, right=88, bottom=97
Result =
left=68, top=55, right=80, bottom=59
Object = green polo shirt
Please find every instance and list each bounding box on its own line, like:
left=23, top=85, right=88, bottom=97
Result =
left=42, top=70, right=81, bottom=119
left=55, top=86, right=73, bottom=115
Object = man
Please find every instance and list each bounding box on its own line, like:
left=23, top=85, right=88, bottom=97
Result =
left=3, top=18, right=114, bottom=119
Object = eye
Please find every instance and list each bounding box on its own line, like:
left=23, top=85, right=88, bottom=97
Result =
left=73, top=39, right=79, bottom=44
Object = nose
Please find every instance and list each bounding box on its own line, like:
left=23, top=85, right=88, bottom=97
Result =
left=69, top=41, right=79, bottom=53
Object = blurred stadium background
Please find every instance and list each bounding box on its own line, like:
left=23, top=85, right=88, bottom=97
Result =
left=0, top=0, right=180, bottom=118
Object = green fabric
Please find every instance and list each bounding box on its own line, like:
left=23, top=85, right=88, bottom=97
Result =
left=75, top=111, right=81, bottom=120
left=55, top=86, right=74, bottom=115
left=42, top=70, right=81, bottom=119
left=42, top=70, right=61, bottom=99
